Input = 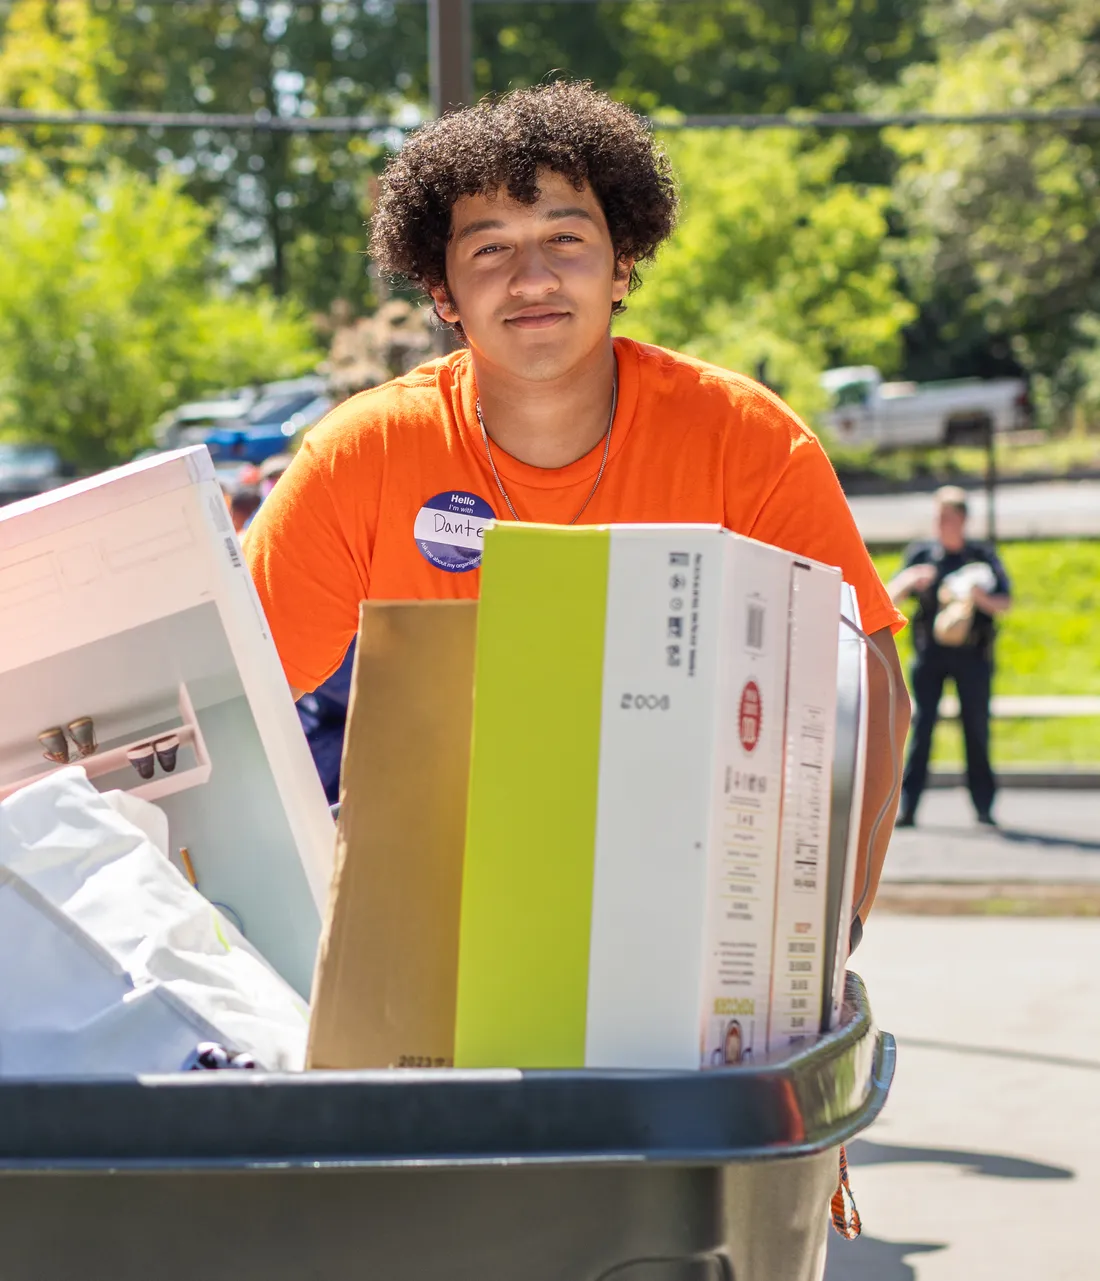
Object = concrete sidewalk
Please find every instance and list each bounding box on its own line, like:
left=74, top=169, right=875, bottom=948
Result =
left=826, top=916, right=1100, bottom=1281
left=881, top=788, right=1100, bottom=885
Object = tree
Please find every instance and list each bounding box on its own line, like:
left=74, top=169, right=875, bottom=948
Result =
left=883, top=0, right=1100, bottom=408
left=620, top=130, right=916, bottom=423
left=0, top=0, right=428, bottom=309
left=0, top=166, right=319, bottom=467
left=475, top=1, right=930, bottom=116
left=0, top=0, right=119, bottom=179
left=1, top=1, right=933, bottom=317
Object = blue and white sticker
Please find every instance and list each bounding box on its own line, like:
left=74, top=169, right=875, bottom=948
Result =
left=414, top=490, right=496, bottom=573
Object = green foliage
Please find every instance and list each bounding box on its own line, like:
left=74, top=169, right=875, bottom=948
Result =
left=475, top=1, right=930, bottom=116
left=3, top=0, right=1099, bottom=435
left=0, top=0, right=423, bottom=308
left=1, top=1, right=930, bottom=316
left=620, top=130, right=915, bottom=422
left=0, top=166, right=319, bottom=468
left=0, top=0, right=119, bottom=178
left=882, top=0, right=1100, bottom=410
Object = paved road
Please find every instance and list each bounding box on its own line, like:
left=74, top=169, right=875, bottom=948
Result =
left=880, top=788, right=1100, bottom=884
left=826, top=916, right=1100, bottom=1281
left=848, top=479, right=1100, bottom=544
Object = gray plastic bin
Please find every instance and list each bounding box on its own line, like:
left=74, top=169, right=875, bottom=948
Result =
left=0, top=973, right=891, bottom=1281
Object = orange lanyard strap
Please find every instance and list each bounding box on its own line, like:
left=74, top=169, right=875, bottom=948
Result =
left=830, top=1144, right=862, bottom=1240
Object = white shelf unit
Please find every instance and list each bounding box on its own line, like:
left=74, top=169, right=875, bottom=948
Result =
left=0, top=681, right=211, bottom=803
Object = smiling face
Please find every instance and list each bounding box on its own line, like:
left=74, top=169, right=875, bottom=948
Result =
left=431, top=170, right=632, bottom=383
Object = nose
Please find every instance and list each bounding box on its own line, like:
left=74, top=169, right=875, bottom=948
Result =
left=508, top=242, right=560, bottom=298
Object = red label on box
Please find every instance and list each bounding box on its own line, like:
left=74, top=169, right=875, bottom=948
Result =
left=739, top=680, right=762, bottom=753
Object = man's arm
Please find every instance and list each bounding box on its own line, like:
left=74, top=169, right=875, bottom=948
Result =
left=972, top=547, right=1013, bottom=616
left=971, top=581, right=1011, bottom=616
left=852, top=626, right=911, bottom=923
left=887, top=562, right=936, bottom=605
left=243, top=419, right=373, bottom=695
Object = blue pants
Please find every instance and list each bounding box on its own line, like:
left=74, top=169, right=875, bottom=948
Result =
left=901, top=647, right=995, bottom=819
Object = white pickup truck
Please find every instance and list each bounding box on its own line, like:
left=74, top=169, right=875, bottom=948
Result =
left=819, top=366, right=1030, bottom=450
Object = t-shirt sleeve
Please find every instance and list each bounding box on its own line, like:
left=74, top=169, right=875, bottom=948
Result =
left=745, top=434, right=905, bottom=637
left=243, top=430, right=372, bottom=694
left=985, top=546, right=1012, bottom=597
left=902, top=541, right=931, bottom=571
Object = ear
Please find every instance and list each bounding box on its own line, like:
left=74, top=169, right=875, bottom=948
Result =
left=612, top=257, right=634, bottom=304
left=429, top=283, right=460, bottom=325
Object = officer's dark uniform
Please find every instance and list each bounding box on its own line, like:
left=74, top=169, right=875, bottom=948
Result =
left=899, top=540, right=1012, bottom=823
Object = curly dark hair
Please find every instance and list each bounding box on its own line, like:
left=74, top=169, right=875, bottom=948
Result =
left=370, top=81, right=678, bottom=316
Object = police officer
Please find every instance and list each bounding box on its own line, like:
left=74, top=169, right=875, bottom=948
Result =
left=888, top=487, right=1012, bottom=827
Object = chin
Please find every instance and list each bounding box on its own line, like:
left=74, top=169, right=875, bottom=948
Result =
left=515, top=332, right=603, bottom=381
left=482, top=339, right=572, bottom=382
left=516, top=354, right=577, bottom=382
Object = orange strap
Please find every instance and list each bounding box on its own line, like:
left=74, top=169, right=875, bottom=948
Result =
left=830, top=1144, right=862, bottom=1240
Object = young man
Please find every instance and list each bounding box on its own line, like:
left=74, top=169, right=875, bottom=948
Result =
left=245, top=81, right=909, bottom=922
left=889, top=486, right=1012, bottom=827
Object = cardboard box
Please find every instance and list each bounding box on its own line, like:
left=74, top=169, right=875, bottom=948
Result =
left=765, top=562, right=841, bottom=1049
left=453, top=523, right=841, bottom=1070
left=821, top=584, right=869, bottom=1032
left=0, top=447, right=334, bottom=996
left=305, top=601, right=476, bottom=1070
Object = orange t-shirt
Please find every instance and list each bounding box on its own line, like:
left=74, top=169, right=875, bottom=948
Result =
left=245, top=337, right=903, bottom=692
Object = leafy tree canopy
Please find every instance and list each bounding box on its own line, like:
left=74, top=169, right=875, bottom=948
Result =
left=882, top=0, right=1100, bottom=405
left=0, top=165, right=319, bottom=467
left=621, top=129, right=916, bottom=422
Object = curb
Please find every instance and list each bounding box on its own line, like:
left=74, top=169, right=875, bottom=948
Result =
left=838, top=465, right=1100, bottom=498
left=928, top=768, right=1100, bottom=789
left=874, top=882, right=1100, bottom=917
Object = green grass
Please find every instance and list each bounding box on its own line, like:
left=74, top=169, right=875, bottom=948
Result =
left=871, top=539, right=1100, bottom=765
left=829, top=431, right=1100, bottom=486
left=926, top=717, right=1100, bottom=767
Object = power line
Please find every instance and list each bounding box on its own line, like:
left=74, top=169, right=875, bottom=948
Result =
left=1, top=104, right=1099, bottom=133
left=665, top=107, right=1100, bottom=131
left=0, top=107, right=393, bottom=133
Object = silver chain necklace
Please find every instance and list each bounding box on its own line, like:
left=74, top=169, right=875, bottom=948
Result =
left=476, top=375, right=618, bottom=525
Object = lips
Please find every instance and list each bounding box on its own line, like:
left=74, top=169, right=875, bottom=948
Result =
left=504, top=308, right=569, bottom=329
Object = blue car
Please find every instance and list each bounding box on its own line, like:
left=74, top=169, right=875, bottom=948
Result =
left=203, top=378, right=331, bottom=466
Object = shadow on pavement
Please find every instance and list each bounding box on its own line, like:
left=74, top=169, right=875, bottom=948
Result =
left=893, top=822, right=1100, bottom=853
left=995, top=827, right=1100, bottom=854
left=847, top=1138, right=1073, bottom=1180
left=825, top=1234, right=945, bottom=1281
left=896, top=1034, right=1100, bottom=1073
left=824, top=1138, right=1073, bottom=1278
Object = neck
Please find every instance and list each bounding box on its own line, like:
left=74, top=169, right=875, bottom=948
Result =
left=472, top=337, right=617, bottom=469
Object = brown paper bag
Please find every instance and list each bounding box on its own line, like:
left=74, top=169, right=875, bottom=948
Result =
left=305, top=600, right=477, bottom=1069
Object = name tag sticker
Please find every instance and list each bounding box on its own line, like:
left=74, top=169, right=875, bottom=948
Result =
left=414, top=490, right=495, bottom=573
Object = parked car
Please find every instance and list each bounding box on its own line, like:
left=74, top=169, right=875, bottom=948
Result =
left=819, top=366, right=1031, bottom=450
left=0, top=442, right=76, bottom=506
left=152, top=390, right=258, bottom=452
left=202, top=377, right=331, bottom=466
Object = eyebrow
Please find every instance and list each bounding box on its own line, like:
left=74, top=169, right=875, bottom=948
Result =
left=454, top=206, right=598, bottom=243
left=545, top=206, right=597, bottom=225
left=455, top=218, right=506, bottom=243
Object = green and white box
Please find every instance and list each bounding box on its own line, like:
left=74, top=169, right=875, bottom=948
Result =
left=454, top=523, right=841, bottom=1070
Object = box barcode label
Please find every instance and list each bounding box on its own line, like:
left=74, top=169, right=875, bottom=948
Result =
left=746, top=602, right=764, bottom=650
left=224, top=536, right=242, bottom=570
